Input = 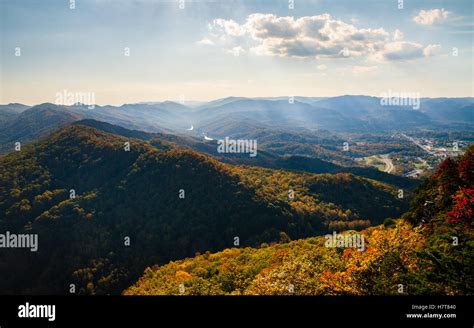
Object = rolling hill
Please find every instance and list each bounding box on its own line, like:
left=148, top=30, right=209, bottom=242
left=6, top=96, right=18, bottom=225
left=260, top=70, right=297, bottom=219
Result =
left=125, top=146, right=474, bottom=296
left=73, top=119, right=417, bottom=189
left=0, top=124, right=408, bottom=294
left=1, top=96, right=472, bottom=155
left=0, top=103, right=30, bottom=124
left=0, top=103, right=83, bottom=153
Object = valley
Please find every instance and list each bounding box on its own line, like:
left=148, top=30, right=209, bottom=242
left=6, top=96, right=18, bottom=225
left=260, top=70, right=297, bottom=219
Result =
left=0, top=122, right=410, bottom=294
left=1, top=96, right=472, bottom=179
left=0, top=0, right=472, bottom=323
left=0, top=96, right=471, bottom=295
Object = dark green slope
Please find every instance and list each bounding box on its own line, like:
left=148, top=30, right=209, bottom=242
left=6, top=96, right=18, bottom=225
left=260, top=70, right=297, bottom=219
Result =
left=0, top=124, right=410, bottom=294
left=124, top=146, right=473, bottom=296
left=0, top=125, right=300, bottom=294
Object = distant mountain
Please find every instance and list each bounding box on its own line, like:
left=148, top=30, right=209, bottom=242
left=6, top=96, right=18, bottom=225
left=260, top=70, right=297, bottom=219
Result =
left=197, top=96, right=251, bottom=109
left=312, top=95, right=473, bottom=130
left=309, top=95, right=432, bottom=130
left=0, top=103, right=82, bottom=153
left=254, top=96, right=329, bottom=105
left=0, top=103, right=30, bottom=124
left=78, top=103, right=188, bottom=132
left=421, top=99, right=474, bottom=124
left=0, top=124, right=408, bottom=294
left=315, top=95, right=385, bottom=112
left=1, top=96, right=472, bottom=159
left=0, top=103, right=30, bottom=113
left=1, top=96, right=472, bottom=152
left=194, top=98, right=363, bottom=133
left=0, top=102, right=192, bottom=153
left=189, top=96, right=473, bottom=135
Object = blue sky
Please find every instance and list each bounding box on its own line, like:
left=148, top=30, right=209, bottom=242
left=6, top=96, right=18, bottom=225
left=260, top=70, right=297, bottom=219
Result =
left=1, top=0, right=473, bottom=105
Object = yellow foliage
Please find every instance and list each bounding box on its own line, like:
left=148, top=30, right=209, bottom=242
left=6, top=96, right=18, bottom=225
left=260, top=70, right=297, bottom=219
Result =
left=175, top=270, right=193, bottom=281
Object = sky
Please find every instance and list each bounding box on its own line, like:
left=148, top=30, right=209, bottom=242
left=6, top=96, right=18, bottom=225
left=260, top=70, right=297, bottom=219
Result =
left=0, top=0, right=473, bottom=105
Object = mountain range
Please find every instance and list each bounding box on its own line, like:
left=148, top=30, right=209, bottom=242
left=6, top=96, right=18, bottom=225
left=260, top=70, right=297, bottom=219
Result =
left=1, top=96, right=472, bottom=154
left=0, top=95, right=472, bottom=295
left=0, top=122, right=409, bottom=294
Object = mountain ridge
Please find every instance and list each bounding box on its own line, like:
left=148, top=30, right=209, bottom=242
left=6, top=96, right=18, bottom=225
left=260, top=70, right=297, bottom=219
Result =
left=0, top=123, right=408, bottom=294
left=124, top=146, right=474, bottom=295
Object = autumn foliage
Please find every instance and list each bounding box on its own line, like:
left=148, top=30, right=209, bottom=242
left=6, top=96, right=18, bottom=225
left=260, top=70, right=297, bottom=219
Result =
left=126, top=146, right=474, bottom=296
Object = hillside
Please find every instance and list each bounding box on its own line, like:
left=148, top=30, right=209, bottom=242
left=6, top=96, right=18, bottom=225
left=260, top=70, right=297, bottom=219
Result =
left=124, top=221, right=425, bottom=295
left=0, top=103, right=83, bottom=153
left=0, top=103, right=30, bottom=124
left=0, top=124, right=406, bottom=294
left=124, top=146, right=473, bottom=295
left=232, top=166, right=407, bottom=228
left=74, top=119, right=416, bottom=189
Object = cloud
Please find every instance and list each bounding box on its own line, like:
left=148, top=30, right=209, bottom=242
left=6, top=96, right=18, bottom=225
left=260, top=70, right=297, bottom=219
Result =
left=202, top=13, right=439, bottom=62
left=226, top=46, right=245, bottom=56
left=245, top=13, right=302, bottom=39
left=211, top=18, right=246, bottom=37
left=423, top=44, right=441, bottom=56
left=413, top=8, right=451, bottom=25
left=372, top=41, right=441, bottom=62
left=197, top=38, right=214, bottom=46
left=393, top=29, right=404, bottom=41
left=376, top=41, right=424, bottom=61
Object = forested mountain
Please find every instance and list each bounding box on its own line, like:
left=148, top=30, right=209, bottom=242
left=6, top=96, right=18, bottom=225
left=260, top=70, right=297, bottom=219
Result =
left=74, top=119, right=416, bottom=188
left=0, top=103, right=30, bottom=124
left=0, top=103, right=176, bottom=153
left=420, top=98, right=474, bottom=124
left=1, top=96, right=472, bottom=155
left=0, top=124, right=407, bottom=294
left=0, top=103, right=82, bottom=153
left=125, top=146, right=474, bottom=296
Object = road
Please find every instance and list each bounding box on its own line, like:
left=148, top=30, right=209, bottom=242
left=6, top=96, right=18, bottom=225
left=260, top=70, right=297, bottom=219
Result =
left=399, top=133, right=436, bottom=155
left=380, top=154, right=394, bottom=174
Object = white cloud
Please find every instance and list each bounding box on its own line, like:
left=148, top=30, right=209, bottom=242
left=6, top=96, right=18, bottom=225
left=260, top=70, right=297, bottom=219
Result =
left=393, top=29, right=404, bottom=41
left=197, top=38, right=214, bottom=46
left=423, top=44, right=441, bottom=56
left=244, top=13, right=301, bottom=40
left=413, top=8, right=451, bottom=25
left=377, top=41, right=424, bottom=61
left=202, top=13, right=439, bottom=62
left=373, top=41, right=441, bottom=62
left=372, top=42, right=439, bottom=62
left=211, top=18, right=246, bottom=37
